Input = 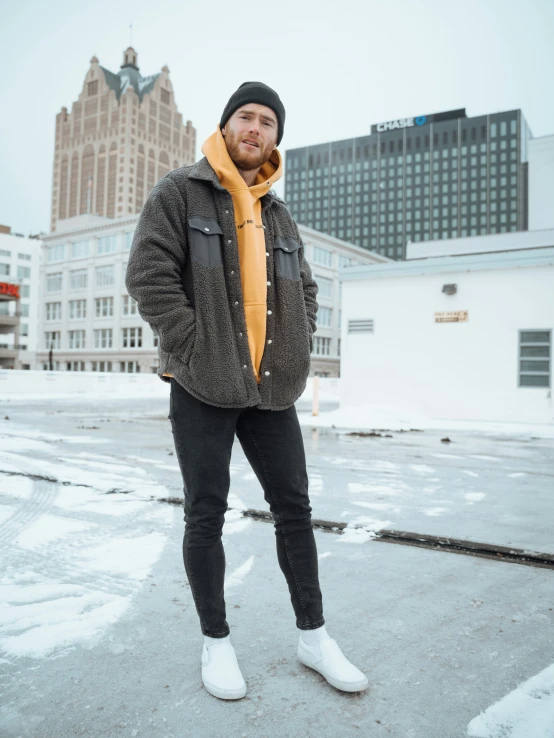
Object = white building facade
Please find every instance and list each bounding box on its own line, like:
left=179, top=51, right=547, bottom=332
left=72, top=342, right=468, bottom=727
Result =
left=0, top=228, right=42, bottom=369
left=339, top=230, right=554, bottom=425
left=37, top=215, right=388, bottom=376
left=528, top=134, right=554, bottom=231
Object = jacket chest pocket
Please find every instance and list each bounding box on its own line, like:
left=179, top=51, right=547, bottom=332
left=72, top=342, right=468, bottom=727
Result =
left=188, top=216, right=224, bottom=267
left=273, top=237, right=301, bottom=280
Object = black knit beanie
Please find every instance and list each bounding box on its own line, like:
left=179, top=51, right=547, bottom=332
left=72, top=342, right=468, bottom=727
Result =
left=220, top=81, right=285, bottom=146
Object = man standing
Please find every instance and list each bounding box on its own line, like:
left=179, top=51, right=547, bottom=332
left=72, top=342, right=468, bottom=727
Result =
left=125, top=82, right=368, bottom=699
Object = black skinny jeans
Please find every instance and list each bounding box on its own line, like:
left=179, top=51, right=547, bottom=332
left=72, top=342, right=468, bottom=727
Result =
left=168, top=377, right=325, bottom=638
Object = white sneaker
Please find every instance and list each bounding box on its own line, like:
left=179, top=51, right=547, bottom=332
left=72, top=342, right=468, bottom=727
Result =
left=297, top=636, right=369, bottom=692
left=201, top=641, right=247, bottom=700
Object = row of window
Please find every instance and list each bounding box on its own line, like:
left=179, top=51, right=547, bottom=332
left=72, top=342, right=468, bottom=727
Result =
left=42, top=327, right=342, bottom=358
left=288, top=133, right=519, bottom=172
left=44, top=327, right=150, bottom=350
left=290, top=147, right=518, bottom=181
left=45, top=296, right=138, bottom=321
left=47, top=265, right=121, bottom=292
left=317, top=214, right=518, bottom=238
left=290, top=159, right=519, bottom=189
left=0, top=302, right=30, bottom=318
left=46, top=233, right=134, bottom=263
left=307, top=222, right=519, bottom=247
left=307, top=189, right=519, bottom=216
left=291, top=183, right=518, bottom=206
left=313, top=199, right=518, bottom=222
left=43, top=360, right=144, bottom=374
left=0, top=250, right=32, bottom=261
left=0, top=264, right=31, bottom=279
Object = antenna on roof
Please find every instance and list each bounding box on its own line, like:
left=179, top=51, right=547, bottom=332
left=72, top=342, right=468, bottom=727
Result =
left=129, top=23, right=133, bottom=46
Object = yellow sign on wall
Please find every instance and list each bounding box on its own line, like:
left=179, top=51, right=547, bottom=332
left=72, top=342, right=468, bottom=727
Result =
left=435, top=311, right=468, bottom=323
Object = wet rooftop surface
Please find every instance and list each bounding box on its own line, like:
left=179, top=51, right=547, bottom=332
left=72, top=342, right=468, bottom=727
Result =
left=0, top=394, right=553, bottom=737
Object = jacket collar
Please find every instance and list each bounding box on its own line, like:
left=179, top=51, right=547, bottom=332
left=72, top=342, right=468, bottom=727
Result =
left=188, top=156, right=277, bottom=205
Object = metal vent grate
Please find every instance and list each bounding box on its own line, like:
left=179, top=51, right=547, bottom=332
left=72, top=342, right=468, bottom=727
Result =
left=348, top=319, right=374, bottom=333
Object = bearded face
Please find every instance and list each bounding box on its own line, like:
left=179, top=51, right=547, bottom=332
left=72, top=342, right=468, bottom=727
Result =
left=222, top=104, right=278, bottom=172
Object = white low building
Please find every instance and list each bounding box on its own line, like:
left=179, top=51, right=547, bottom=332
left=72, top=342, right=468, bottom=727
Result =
left=339, top=229, right=554, bottom=425
left=37, top=214, right=388, bottom=375
left=0, top=227, right=42, bottom=369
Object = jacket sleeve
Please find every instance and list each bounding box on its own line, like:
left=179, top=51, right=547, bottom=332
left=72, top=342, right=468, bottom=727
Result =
left=125, top=175, right=195, bottom=356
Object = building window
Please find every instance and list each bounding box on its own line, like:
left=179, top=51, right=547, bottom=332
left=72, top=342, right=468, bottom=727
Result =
left=45, top=302, right=62, bottom=321
left=120, top=361, right=141, bottom=373
left=122, top=295, right=138, bottom=316
left=317, top=306, right=332, bottom=327
left=92, top=361, right=113, bottom=372
left=72, top=240, right=90, bottom=258
left=316, top=275, right=333, bottom=298
left=94, top=328, right=113, bottom=349
left=160, top=88, right=170, bottom=105
left=95, top=296, right=114, bottom=318
left=519, top=330, right=551, bottom=388
left=339, top=255, right=354, bottom=268
left=97, top=235, right=117, bottom=255
left=122, top=327, right=142, bottom=348
left=88, top=80, right=98, bottom=96
left=68, top=330, right=86, bottom=349
left=313, top=246, right=333, bottom=267
left=17, top=265, right=31, bottom=279
left=70, top=269, right=88, bottom=290
left=47, top=244, right=65, bottom=263
left=69, top=299, right=87, bottom=319
left=313, top=336, right=331, bottom=356
left=45, top=331, right=61, bottom=350
left=0, top=263, right=9, bottom=276
left=46, top=273, right=63, bottom=292
left=67, top=361, right=86, bottom=371
left=95, top=264, right=115, bottom=287
left=125, top=232, right=134, bottom=249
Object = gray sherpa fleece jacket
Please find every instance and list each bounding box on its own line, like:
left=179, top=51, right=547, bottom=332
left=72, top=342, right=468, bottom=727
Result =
left=125, top=157, right=319, bottom=411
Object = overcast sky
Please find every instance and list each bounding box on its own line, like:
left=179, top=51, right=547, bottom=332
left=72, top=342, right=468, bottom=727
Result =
left=1, top=0, right=552, bottom=236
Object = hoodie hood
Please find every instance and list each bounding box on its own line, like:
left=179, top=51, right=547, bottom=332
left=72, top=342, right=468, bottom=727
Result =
left=201, top=125, right=282, bottom=200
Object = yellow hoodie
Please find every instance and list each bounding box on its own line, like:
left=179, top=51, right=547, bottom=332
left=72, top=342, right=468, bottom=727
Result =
left=201, top=126, right=283, bottom=384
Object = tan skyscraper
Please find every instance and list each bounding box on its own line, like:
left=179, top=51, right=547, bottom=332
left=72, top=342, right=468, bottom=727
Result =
left=50, top=47, right=196, bottom=232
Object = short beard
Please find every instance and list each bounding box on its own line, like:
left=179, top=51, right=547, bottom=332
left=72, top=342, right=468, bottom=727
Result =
left=223, top=130, right=275, bottom=172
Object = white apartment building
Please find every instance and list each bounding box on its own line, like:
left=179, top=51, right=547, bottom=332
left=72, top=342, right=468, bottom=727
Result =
left=0, top=226, right=42, bottom=369
left=37, top=214, right=388, bottom=376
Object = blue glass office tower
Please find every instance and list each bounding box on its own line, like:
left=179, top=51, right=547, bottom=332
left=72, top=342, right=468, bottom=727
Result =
left=284, top=108, right=532, bottom=260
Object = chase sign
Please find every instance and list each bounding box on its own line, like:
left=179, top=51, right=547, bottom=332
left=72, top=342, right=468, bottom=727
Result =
left=370, top=109, right=466, bottom=135
left=375, top=115, right=427, bottom=133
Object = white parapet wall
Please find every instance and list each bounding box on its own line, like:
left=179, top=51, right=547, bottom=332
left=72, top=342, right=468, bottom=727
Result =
left=0, top=371, right=341, bottom=401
